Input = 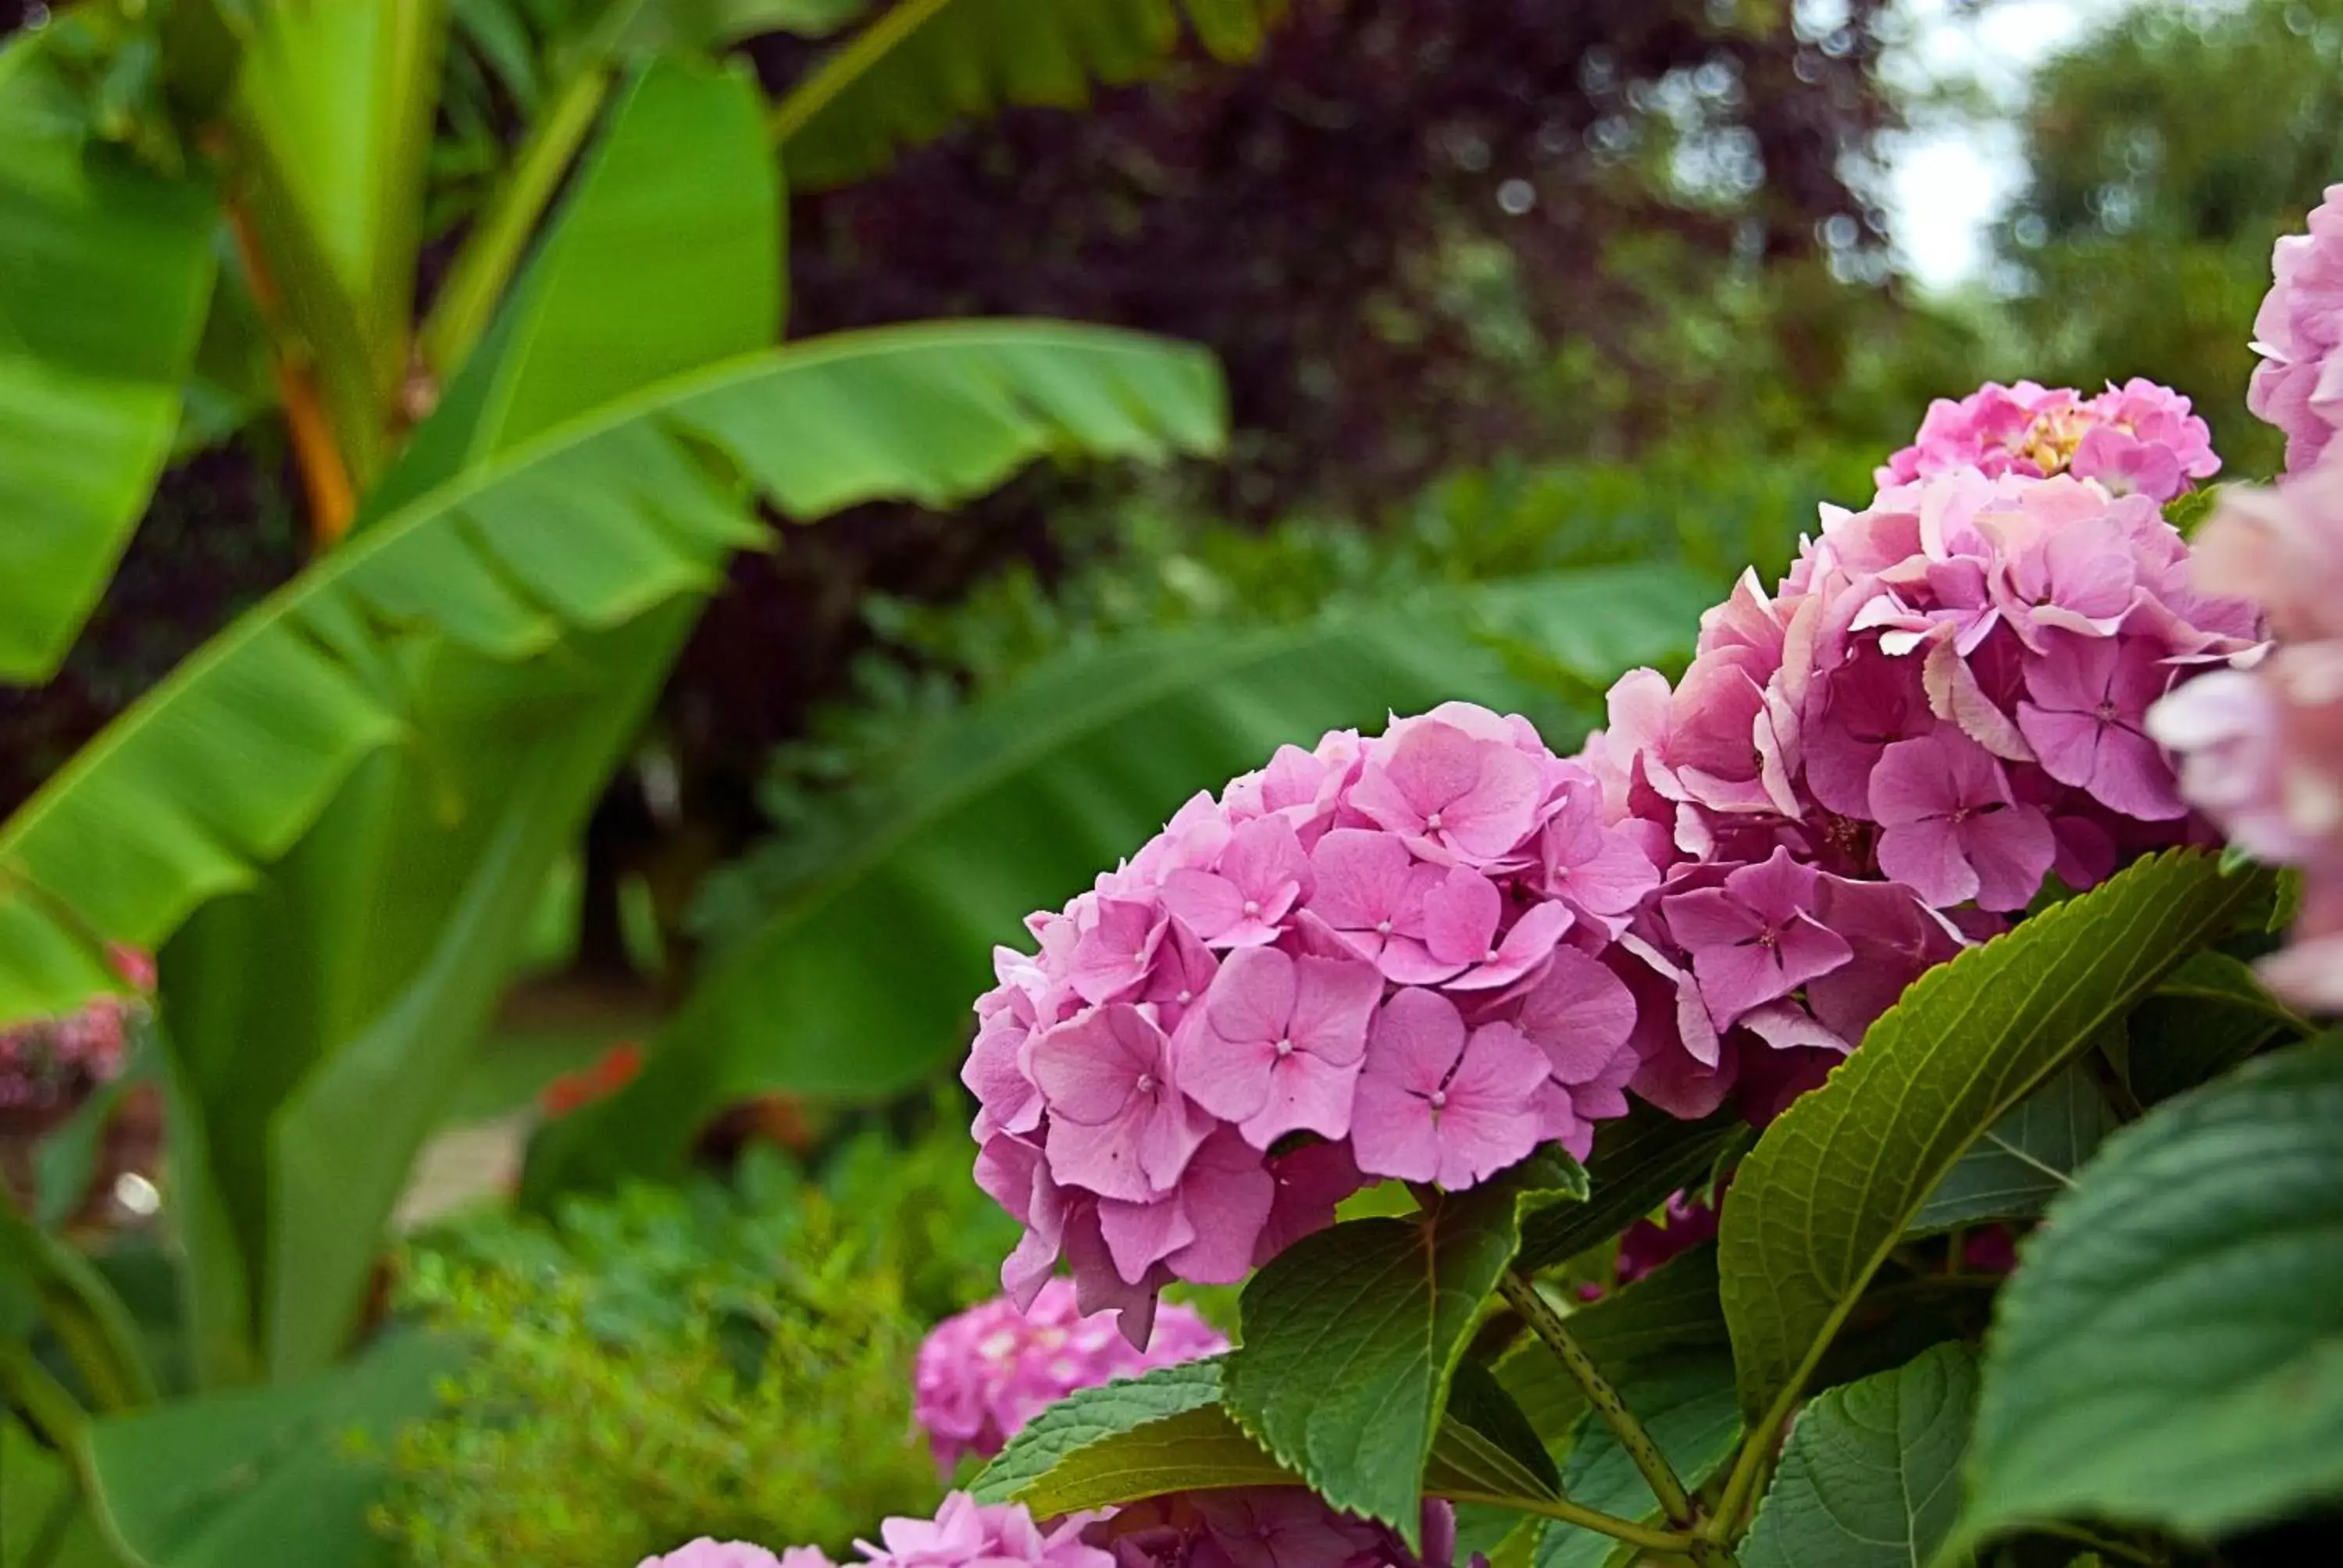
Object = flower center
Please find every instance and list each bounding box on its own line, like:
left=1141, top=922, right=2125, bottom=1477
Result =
left=1428, top=1089, right=1448, bottom=1110
left=1242, top=899, right=1261, bottom=917
left=2096, top=698, right=2120, bottom=725
left=1375, top=918, right=1393, bottom=935
left=1425, top=811, right=1444, bottom=830
left=1275, top=1037, right=1295, bottom=1058
left=1175, top=989, right=1193, bottom=1007
left=1136, top=1073, right=1156, bottom=1095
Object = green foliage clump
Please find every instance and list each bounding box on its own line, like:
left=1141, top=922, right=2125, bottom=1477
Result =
left=376, top=1121, right=1017, bottom=1567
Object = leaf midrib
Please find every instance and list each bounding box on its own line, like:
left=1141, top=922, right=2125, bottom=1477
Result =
left=0, top=322, right=1208, bottom=871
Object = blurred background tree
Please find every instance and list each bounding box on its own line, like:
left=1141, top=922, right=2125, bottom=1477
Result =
left=1995, top=0, right=2343, bottom=476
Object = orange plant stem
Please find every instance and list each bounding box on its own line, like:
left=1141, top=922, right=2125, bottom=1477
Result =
left=223, top=194, right=357, bottom=547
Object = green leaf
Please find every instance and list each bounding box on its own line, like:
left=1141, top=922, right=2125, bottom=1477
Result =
left=1718, top=850, right=2275, bottom=1441
left=1908, top=1062, right=2118, bottom=1233
left=87, top=1330, right=461, bottom=1568
left=0, top=35, right=217, bottom=680
left=1446, top=1360, right=1560, bottom=1496
left=1514, top=1103, right=1746, bottom=1274
left=2, top=1416, right=106, bottom=1568
left=1742, top=1343, right=1978, bottom=1568
left=1535, top=1352, right=1740, bottom=1568
left=1492, top=1246, right=1731, bottom=1451
left=523, top=562, right=1710, bottom=1197
left=1222, top=1154, right=1587, bottom=1541
left=0, top=322, right=1220, bottom=1028
left=1953, top=1037, right=2343, bottom=1548
left=226, top=0, right=449, bottom=481
left=972, top=1360, right=1297, bottom=1513
left=2127, top=950, right=2306, bottom=1107
left=770, top=0, right=1284, bottom=188
left=140, top=55, right=787, bottom=1383
left=972, top=1356, right=1561, bottom=1519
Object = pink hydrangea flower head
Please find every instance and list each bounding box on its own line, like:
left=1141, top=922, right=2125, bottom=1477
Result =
left=1876, top=379, right=2216, bottom=503
left=858, top=1495, right=1111, bottom=1568
left=2150, top=453, right=2343, bottom=1010
left=637, top=1543, right=798, bottom=1568
left=914, top=1278, right=1226, bottom=1468
left=2249, top=184, right=2343, bottom=476
left=968, top=707, right=1651, bottom=1342
left=1087, top=1491, right=1469, bottom=1568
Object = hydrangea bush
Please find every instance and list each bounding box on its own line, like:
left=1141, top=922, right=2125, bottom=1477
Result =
left=644, top=188, right=2343, bottom=1568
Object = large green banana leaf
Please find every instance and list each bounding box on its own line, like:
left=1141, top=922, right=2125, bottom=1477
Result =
left=771, top=0, right=1286, bottom=188
left=522, top=562, right=1713, bottom=1199
left=0, top=34, right=217, bottom=681
left=155, top=56, right=786, bottom=1384
left=0, top=321, right=1221, bottom=1029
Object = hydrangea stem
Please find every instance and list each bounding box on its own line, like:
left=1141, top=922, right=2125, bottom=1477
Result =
left=1437, top=1489, right=1693, bottom=1556
left=1497, top=1271, right=1704, bottom=1538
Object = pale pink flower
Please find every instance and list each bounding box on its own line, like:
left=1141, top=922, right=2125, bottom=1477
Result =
left=1659, top=850, right=1853, bottom=1031
left=857, top=1494, right=1111, bottom=1568
left=1030, top=1005, right=1211, bottom=1203
left=2249, top=184, right=2343, bottom=475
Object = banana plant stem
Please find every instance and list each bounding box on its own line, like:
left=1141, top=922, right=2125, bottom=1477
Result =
left=1498, top=1270, right=1698, bottom=1530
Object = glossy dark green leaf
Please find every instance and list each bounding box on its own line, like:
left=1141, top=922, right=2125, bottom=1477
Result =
left=1955, top=1039, right=2343, bottom=1547
left=1224, top=1155, right=1586, bottom=1541
left=971, top=1360, right=1297, bottom=1513
left=1513, top=1103, right=1745, bottom=1275
left=2127, top=950, right=2306, bottom=1107
left=1720, top=850, right=2275, bottom=1443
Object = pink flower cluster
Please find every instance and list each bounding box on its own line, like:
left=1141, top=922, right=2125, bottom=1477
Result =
left=2249, top=184, right=2343, bottom=476
left=2149, top=447, right=2343, bottom=1009
left=640, top=1492, right=1471, bottom=1568
left=915, top=1280, right=1227, bottom=1469
left=1875, top=380, right=2219, bottom=504
left=966, top=704, right=1653, bottom=1342
left=1090, top=1490, right=1468, bottom=1568
left=0, top=950, right=149, bottom=1117
left=640, top=1497, right=1105, bottom=1568
left=1587, top=466, right=2260, bottom=1115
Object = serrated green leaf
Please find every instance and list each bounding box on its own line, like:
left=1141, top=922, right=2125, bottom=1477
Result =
left=1909, top=1062, right=2118, bottom=1233
left=1224, top=1154, right=1586, bottom=1541
left=1720, top=850, right=2275, bottom=1442
left=1513, top=1103, right=1746, bottom=1274
left=1535, top=1352, right=1740, bottom=1568
left=971, top=1360, right=1290, bottom=1511
left=1952, top=1038, right=2343, bottom=1548
left=1742, top=1343, right=1978, bottom=1568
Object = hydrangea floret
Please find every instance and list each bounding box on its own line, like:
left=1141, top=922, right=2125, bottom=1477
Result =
left=2248, top=183, right=2343, bottom=476
left=914, top=1279, right=1226, bottom=1468
left=2149, top=446, right=2343, bottom=1007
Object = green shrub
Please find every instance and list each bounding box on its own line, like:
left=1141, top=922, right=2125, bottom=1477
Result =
left=377, top=1115, right=1017, bottom=1566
